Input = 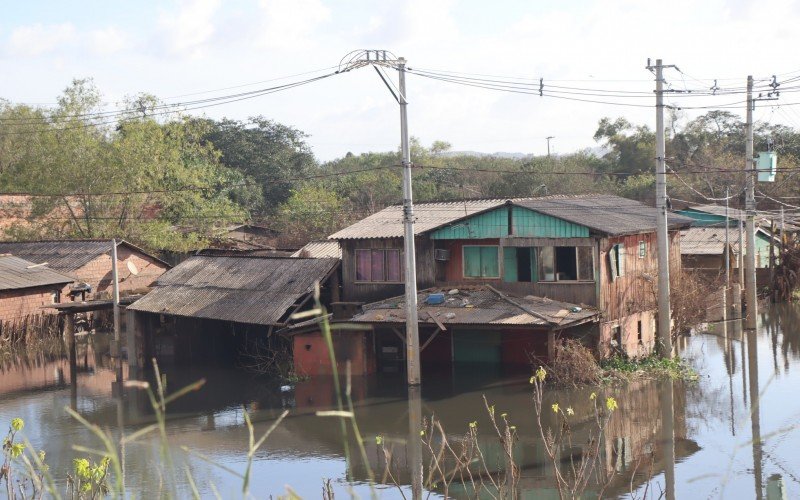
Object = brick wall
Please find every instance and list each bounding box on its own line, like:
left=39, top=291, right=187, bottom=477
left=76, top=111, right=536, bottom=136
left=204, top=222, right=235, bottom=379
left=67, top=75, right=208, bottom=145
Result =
left=73, top=246, right=169, bottom=297
left=0, top=287, right=60, bottom=323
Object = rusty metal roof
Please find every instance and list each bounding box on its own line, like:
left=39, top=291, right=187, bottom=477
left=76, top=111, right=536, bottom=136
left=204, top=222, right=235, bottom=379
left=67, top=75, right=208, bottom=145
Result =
left=514, top=195, right=695, bottom=236
left=0, top=239, right=169, bottom=273
left=128, top=256, right=339, bottom=326
left=351, top=286, right=599, bottom=329
left=329, top=195, right=694, bottom=240
left=0, top=255, right=73, bottom=291
left=291, top=241, right=342, bottom=259
left=328, top=199, right=511, bottom=240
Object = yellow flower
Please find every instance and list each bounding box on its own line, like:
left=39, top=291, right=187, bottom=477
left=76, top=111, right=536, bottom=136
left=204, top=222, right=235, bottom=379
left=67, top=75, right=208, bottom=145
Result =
left=500, top=412, right=508, bottom=419
left=535, top=366, right=547, bottom=382
left=375, top=436, right=383, bottom=445
left=10, top=418, right=24, bottom=432
left=469, top=421, right=477, bottom=429
left=551, top=403, right=560, bottom=413
left=420, top=430, right=425, bottom=436
left=566, top=407, right=574, bottom=416
left=489, top=405, right=495, bottom=416
left=589, top=392, right=597, bottom=401
left=606, top=397, right=618, bottom=412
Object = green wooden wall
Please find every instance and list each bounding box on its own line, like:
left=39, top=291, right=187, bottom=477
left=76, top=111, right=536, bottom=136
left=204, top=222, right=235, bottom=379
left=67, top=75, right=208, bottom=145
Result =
left=430, top=206, right=590, bottom=240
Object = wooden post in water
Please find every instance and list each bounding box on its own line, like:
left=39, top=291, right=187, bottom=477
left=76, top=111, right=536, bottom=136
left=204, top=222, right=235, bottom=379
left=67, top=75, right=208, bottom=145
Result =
left=65, top=313, right=77, bottom=406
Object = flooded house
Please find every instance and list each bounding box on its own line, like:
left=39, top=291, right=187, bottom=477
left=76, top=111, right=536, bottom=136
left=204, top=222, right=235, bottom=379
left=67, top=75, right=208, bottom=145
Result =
left=0, top=254, right=74, bottom=337
left=0, top=239, right=170, bottom=300
left=680, top=226, right=774, bottom=274
left=304, top=194, right=694, bottom=374
left=126, top=255, right=340, bottom=366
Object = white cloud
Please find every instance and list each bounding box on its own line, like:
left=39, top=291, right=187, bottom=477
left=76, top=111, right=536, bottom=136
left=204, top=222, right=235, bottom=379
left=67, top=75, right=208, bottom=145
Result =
left=158, top=0, right=221, bottom=57
left=87, top=27, right=129, bottom=55
left=7, top=23, right=77, bottom=57
left=256, top=0, right=331, bottom=50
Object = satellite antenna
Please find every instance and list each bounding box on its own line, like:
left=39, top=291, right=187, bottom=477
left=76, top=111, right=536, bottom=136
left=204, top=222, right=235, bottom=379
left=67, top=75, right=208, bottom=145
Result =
left=127, top=261, right=139, bottom=276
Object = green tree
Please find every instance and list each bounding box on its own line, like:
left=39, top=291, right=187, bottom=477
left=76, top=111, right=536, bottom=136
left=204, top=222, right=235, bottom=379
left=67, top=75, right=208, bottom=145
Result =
left=0, top=80, right=248, bottom=252
left=199, top=117, right=317, bottom=214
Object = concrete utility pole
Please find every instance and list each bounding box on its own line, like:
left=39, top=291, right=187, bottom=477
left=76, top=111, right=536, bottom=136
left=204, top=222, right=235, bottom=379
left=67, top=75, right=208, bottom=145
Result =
left=398, top=58, right=421, bottom=385
left=650, top=58, right=673, bottom=355
left=546, top=136, right=554, bottom=157
left=725, top=186, right=731, bottom=288
left=744, top=76, right=758, bottom=330
left=111, top=239, right=121, bottom=355
left=739, top=218, right=745, bottom=286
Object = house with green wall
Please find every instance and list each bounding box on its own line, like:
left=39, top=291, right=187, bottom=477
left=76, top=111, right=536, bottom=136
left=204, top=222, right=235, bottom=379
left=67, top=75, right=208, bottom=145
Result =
left=323, top=195, right=694, bottom=375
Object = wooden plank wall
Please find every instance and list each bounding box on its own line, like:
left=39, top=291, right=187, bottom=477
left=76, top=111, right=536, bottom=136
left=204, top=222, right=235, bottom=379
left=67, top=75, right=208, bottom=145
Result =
left=599, top=231, right=681, bottom=321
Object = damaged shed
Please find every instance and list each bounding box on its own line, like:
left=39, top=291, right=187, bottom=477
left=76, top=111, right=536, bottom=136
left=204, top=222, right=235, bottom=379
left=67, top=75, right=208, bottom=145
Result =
left=128, top=255, right=340, bottom=365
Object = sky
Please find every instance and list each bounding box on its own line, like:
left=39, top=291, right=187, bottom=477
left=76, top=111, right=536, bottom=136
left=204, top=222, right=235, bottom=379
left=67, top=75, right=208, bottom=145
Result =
left=2, top=0, right=800, bottom=161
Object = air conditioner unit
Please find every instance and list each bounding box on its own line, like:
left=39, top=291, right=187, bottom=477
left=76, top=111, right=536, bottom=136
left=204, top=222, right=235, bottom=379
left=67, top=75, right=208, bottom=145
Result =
left=434, top=249, right=450, bottom=261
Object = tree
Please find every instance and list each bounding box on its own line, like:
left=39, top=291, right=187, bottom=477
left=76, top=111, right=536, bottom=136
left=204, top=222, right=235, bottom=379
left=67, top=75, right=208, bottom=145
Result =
left=275, top=185, right=348, bottom=245
left=199, top=117, right=317, bottom=214
left=0, top=80, right=248, bottom=252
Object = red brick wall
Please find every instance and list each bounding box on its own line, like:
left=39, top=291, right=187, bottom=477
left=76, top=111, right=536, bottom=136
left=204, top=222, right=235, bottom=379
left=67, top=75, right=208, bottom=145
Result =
left=73, top=246, right=169, bottom=297
left=293, top=331, right=375, bottom=376
left=0, top=287, right=60, bottom=323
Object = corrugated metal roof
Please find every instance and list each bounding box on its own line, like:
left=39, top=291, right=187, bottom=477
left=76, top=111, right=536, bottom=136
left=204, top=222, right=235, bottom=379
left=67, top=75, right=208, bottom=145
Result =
left=328, top=199, right=511, bottom=240
left=685, top=204, right=800, bottom=230
left=680, top=227, right=772, bottom=255
left=291, top=241, right=342, bottom=259
left=0, top=255, right=74, bottom=291
left=0, top=240, right=169, bottom=272
left=680, top=228, right=737, bottom=255
left=329, top=195, right=695, bottom=240
left=514, top=195, right=695, bottom=236
left=128, top=256, right=339, bottom=326
left=351, top=286, right=598, bottom=328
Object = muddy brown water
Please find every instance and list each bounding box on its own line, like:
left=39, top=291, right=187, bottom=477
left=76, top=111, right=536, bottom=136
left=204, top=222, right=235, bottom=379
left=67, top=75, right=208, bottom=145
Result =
left=0, top=304, right=798, bottom=498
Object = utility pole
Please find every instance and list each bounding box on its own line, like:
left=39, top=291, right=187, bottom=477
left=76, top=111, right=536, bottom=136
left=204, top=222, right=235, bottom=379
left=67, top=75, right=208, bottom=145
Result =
left=111, top=239, right=121, bottom=355
left=725, top=186, right=731, bottom=288
left=739, top=218, right=745, bottom=287
left=649, top=58, right=674, bottom=355
left=744, top=75, right=758, bottom=330
left=398, top=58, right=421, bottom=385
left=546, top=136, right=554, bottom=157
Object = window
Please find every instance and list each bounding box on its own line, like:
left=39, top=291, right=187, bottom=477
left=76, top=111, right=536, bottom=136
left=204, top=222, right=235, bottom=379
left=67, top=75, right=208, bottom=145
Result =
left=463, top=246, right=499, bottom=278
left=609, top=244, right=626, bottom=280
left=537, top=246, right=594, bottom=282
left=355, top=249, right=402, bottom=282
left=503, top=247, right=537, bottom=282
left=638, top=241, right=646, bottom=259
left=637, top=320, right=643, bottom=344
left=51, top=290, right=61, bottom=304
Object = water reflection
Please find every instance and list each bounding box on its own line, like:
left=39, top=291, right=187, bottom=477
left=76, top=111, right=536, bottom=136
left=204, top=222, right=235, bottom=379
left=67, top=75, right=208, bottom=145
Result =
left=2, top=304, right=800, bottom=497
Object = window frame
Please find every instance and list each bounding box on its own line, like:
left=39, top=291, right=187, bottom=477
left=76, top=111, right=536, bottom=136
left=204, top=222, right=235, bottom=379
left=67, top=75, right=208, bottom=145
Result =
left=536, top=245, right=595, bottom=283
left=638, top=240, right=646, bottom=259
left=462, top=245, right=500, bottom=279
left=354, top=248, right=404, bottom=284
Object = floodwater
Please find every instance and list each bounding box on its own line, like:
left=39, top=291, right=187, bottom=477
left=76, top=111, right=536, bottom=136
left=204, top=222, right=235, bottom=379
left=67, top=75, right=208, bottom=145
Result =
left=0, top=304, right=799, bottom=499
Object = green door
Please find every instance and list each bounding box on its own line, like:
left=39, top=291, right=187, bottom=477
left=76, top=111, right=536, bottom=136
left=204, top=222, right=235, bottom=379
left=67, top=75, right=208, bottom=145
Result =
left=454, top=330, right=502, bottom=364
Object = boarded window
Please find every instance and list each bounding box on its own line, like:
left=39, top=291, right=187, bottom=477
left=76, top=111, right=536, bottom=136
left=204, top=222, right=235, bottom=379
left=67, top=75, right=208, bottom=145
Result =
left=577, top=247, right=594, bottom=281
left=355, top=249, right=402, bottom=282
left=463, top=246, right=499, bottom=278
